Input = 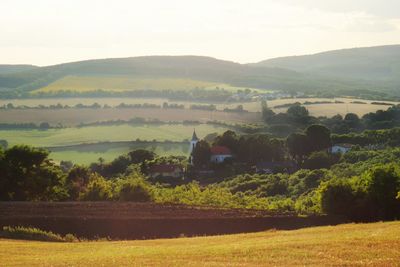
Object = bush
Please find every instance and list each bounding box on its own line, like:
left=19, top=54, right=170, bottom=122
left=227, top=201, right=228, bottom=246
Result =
left=79, top=173, right=113, bottom=201
left=319, top=179, right=356, bottom=217
left=117, top=178, right=153, bottom=202
left=363, top=165, right=400, bottom=220
left=0, top=226, right=78, bottom=242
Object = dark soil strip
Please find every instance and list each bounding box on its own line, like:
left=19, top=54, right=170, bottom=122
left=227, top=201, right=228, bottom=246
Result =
left=0, top=202, right=347, bottom=239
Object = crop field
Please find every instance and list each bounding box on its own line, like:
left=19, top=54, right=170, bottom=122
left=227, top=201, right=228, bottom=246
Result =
left=49, top=142, right=189, bottom=164
left=34, top=76, right=218, bottom=92
left=268, top=97, right=398, bottom=117
left=0, top=124, right=230, bottom=147
left=1, top=96, right=397, bottom=117
left=0, top=97, right=264, bottom=112
left=32, top=75, right=266, bottom=93
left=0, top=108, right=261, bottom=126
left=0, top=221, right=399, bottom=266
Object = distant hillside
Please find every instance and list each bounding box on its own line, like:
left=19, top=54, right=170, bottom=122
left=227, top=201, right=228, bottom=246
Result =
left=0, top=65, right=38, bottom=75
left=252, top=45, right=400, bottom=81
left=0, top=56, right=303, bottom=94
left=1, top=47, right=400, bottom=99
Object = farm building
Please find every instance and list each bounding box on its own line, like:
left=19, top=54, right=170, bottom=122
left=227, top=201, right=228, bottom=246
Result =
left=210, top=146, right=233, bottom=164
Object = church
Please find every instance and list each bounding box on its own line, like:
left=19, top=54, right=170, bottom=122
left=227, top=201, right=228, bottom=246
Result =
left=189, top=130, right=233, bottom=164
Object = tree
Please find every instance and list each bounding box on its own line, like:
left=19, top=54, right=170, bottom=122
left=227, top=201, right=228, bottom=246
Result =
left=262, top=106, right=275, bottom=123
left=303, top=151, right=339, bottom=170
left=305, top=125, right=331, bottom=153
left=287, top=133, right=309, bottom=161
left=344, top=113, right=360, bottom=128
left=66, top=166, right=91, bottom=200
left=128, top=149, right=155, bottom=164
left=214, top=130, right=239, bottom=153
left=0, top=145, right=65, bottom=201
left=192, top=140, right=211, bottom=167
left=117, top=178, right=153, bottom=202
left=319, top=179, right=355, bottom=217
left=364, top=165, right=400, bottom=219
left=80, top=173, right=113, bottom=201
left=287, top=104, right=309, bottom=118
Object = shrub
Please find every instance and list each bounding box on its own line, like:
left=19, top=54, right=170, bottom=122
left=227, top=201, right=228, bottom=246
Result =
left=0, top=226, right=78, bottom=242
left=318, top=179, right=356, bottom=217
left=362, top=165, right=400, bottom=220
left=117, top=178, right=153, bottom=202
left=79, top=173, right=113, bottom=201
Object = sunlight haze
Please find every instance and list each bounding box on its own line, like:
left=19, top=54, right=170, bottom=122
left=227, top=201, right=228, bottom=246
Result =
left=1, top=0, right=400, bottom=65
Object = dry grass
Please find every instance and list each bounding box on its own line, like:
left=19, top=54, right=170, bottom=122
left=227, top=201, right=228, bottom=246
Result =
left=1, top=221, right=399, bottom=266
left=0, top=108, right=261, bottom=126
left=269, top=97, right=398, bottom=117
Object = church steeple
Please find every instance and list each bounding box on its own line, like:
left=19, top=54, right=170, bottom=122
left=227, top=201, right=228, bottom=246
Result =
left=191, top=129, right=199, bottom=142
left=189, top=129, right=199, bottom=165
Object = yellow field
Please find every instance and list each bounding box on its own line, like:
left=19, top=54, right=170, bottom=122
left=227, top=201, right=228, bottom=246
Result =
left=269, top=97, right=399, bottom=117
left=33, top=75, right=265, bottom=93
left=1, top=221, right=399, bottom=266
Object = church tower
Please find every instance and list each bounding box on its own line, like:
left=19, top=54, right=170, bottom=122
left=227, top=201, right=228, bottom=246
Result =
left=189, top=129, right=199, bottom=165
left=189, top=129, right=199, bottom=154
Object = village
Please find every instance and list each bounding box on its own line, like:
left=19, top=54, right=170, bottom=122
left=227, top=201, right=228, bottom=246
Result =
left=147, top=129, right=354, bottom=182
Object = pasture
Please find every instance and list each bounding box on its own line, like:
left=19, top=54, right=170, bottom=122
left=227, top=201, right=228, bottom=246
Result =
left=0, top=124, right=230, bottom=147
left=49, top=142, right=189, bottom=164
left=0, top=221, right=399, bottom=266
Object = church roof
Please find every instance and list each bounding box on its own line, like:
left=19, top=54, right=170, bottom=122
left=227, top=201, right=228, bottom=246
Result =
left=191, top=130, right=199, bottom=141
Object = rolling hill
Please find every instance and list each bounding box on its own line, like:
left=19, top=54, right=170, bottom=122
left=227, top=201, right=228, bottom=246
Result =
left=1, top=45, right=400, bottom=98
left=0, top=65, right=38, bottom=75
left=252, top=45, right=400, bottom=81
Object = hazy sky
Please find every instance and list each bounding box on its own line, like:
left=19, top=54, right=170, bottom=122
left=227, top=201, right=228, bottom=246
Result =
left=2, top=0, right=400, bottom=65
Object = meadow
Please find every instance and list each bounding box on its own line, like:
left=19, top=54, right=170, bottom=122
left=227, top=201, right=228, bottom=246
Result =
left=49, top=142, right=189, bottom=164
left=32, top=75, right=266, bottom=93
left=0, top=221, right=399, bottom=266
left=0, top=124, right=229, bottom=147
left=0, top=124, right=231, bottom=163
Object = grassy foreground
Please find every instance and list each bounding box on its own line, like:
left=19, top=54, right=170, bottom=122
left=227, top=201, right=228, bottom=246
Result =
left=1, top=222, right=399, bottom=266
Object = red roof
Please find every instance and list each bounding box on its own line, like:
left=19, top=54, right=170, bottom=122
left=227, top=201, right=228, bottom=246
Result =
left=210, top=146, right=232, bottom=155
left=149, top=164, right=182, bottom=173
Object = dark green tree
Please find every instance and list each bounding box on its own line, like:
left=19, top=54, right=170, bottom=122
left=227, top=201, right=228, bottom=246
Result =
left=305, top=124, right=331, bottom=153
left=128, top=149, right=155, bottom=164
left=287, top=133, right=309, bottom=161
left=192, top=140, right=211, bottom=167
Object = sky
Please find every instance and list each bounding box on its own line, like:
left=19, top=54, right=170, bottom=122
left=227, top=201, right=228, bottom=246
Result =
left=1, top=0, right=400, bottom=66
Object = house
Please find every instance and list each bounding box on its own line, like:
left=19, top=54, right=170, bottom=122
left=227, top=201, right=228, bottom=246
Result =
left=148, top=164, right=184, bottom=179
left=256, top=161, right=297, bottom=174
left=210, top=145, right=233, bottom=164
left=329, top=143, right=353, bottom=154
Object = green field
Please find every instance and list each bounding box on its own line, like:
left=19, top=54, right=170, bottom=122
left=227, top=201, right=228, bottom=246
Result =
left=0, top=124, right=231, bottom=163
left=0, top=124, right=229, bottom=147
left=0, top=222, right=399, bottom=266
left=49, top=142, right=189, bottom=164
